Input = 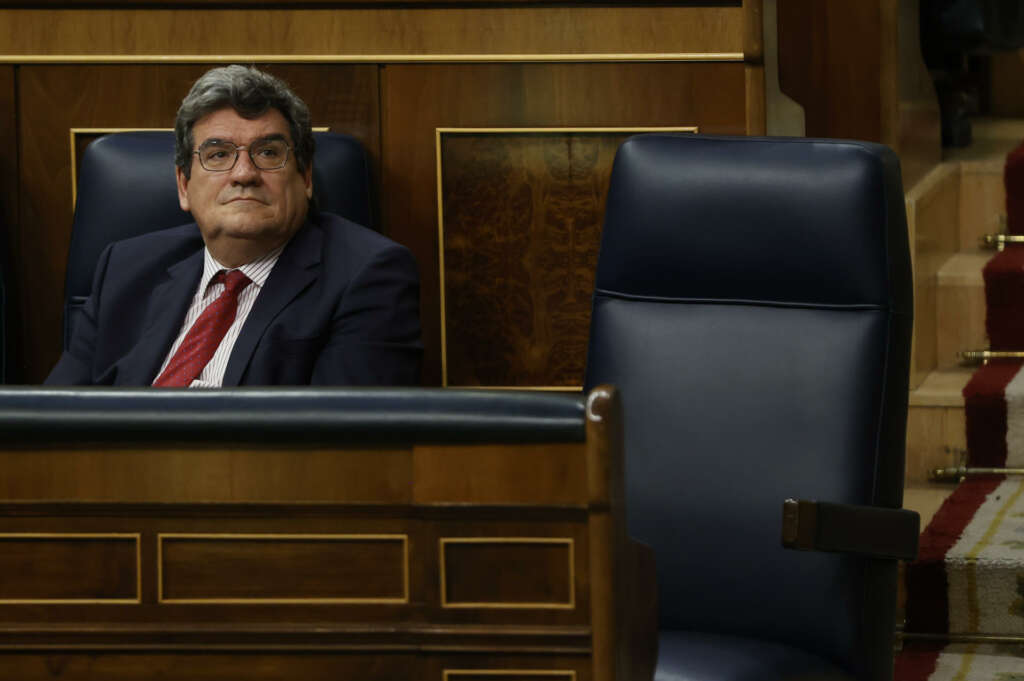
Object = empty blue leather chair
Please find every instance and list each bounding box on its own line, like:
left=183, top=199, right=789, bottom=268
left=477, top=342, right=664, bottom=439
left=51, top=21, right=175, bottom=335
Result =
left=584, top=134, right=919, bottom=681
left=64, top=130, right=373, bottom=348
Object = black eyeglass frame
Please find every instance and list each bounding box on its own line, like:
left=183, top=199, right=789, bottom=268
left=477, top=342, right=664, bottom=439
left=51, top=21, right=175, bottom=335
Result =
left=192, top=138, right=294, bottom=172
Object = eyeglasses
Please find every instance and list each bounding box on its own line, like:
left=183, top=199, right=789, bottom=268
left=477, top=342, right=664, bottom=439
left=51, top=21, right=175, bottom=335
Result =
left=194, top=137, right=293, bottom=172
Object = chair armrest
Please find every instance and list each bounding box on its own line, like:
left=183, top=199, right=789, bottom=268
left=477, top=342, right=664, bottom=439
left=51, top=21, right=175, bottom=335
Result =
left=781, top=499, right=920, bottom=561
left=623, top=539, right=658, bottom=681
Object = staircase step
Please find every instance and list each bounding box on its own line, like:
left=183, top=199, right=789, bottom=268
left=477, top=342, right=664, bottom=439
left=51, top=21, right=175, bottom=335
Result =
left=896, top=641, right=1024, bottom=681
left=907, top=369, right=971, bottom=483
left=905, top=476, right=1024, bottom=637
left=936, top=252, right=989, bottom=370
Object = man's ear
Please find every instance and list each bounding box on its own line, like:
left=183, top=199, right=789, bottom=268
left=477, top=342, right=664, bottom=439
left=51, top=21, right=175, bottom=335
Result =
left=175, top=166, right=191, bottom=213
left=304, top=164, right=313, bottom=200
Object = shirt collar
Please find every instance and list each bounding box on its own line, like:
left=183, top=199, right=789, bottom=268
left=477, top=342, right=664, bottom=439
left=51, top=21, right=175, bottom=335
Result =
left=200, top=243, right=285, bottom=298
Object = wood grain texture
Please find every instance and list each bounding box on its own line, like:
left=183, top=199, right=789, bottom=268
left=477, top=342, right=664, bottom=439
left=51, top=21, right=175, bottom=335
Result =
left=413, top=443, right=587, bottom=505
left=0, top=535, right=136, bottom=600
left=777, top=0, right=890, bottom=144
left=0, top=446, right=413, bottom=503
left=439, top=132, right=623, bottom=387
left=442, top=540, right=573, bottom=606
left=0, top=6, right=744, bottom=57
left=160, top=535, right=407, bottom=601
left=0, top=65, right=16, bottom=382
left=15, top=64, right=378, bottom=383
left=383, top=62, right=749, bottom=385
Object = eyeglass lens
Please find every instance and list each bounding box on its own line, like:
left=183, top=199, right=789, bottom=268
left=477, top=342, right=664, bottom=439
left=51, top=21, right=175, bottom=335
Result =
left=197, top=139, right=290, bottom=171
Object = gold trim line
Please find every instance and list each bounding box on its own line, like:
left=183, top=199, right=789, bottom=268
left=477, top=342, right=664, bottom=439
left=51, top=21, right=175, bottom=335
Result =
left=444, top=671, right=576, bottom=680
left=1, top=53, right=746, bottom=65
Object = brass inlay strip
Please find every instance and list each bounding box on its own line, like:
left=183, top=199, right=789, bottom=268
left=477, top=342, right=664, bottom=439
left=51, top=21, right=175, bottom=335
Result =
left=439, top=537, right=575, bottom=610
left=70, top=126, right=330, bottom=208
left=2, top=53, right=745, bottom=65
left=436, top=125, right=698, bottom=389
left=444, top=671, right=576, bottom=680
left=0, top=533, right=141, bottom=604
left=157, top=533, right=409, bottom=604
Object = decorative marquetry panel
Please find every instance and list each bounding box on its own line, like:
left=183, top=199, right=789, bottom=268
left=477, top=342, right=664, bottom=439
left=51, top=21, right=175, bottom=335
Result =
left=436, top=127, right=695, bottom=388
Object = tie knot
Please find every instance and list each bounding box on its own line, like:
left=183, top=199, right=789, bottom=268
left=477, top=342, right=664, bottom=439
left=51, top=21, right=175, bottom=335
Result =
left=215, top=269, right=251, bottom=295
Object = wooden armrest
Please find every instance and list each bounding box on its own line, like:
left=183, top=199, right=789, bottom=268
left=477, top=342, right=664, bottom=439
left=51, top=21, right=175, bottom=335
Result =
left=781, top=499, right=919, bottom=561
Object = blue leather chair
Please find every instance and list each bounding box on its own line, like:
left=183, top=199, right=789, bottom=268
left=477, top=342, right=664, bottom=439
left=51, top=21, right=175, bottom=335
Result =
left=64, top=130, right=373, bottom=349
left=584, top=135, right=920, bottom=681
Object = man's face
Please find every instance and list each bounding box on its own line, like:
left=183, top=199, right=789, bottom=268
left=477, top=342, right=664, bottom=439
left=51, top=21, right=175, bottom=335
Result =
left=176, top=107, right=313, bottom=259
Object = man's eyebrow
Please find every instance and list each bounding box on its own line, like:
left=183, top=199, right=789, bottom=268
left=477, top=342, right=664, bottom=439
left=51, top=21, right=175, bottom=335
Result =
left=198, top=134, right=289, bottom=147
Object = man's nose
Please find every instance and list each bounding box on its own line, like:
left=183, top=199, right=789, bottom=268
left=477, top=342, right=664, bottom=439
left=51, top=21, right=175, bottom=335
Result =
left=230, top=149, right=261, bottom=183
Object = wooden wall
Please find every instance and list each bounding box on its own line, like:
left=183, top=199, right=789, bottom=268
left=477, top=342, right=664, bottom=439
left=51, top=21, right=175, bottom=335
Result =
left=0, top=1, right=763, bottom=386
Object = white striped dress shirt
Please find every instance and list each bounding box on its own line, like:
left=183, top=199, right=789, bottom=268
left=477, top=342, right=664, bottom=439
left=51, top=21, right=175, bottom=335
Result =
left=153, top=245, right=283, bottom=388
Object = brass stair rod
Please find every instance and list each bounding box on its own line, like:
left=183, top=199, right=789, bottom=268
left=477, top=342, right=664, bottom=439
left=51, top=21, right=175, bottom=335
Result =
left=979, top=215, right=1012, bottom=250
left=929, top=465, right=1024, bottom=482
left=959, top=349, right=1024, bottom=365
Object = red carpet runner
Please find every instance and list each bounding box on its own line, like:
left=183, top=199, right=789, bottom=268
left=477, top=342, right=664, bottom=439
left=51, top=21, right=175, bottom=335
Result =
left=896, top=142, right=1024, bottom=679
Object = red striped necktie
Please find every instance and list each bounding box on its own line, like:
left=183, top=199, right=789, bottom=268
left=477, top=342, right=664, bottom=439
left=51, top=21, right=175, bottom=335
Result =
left=152, top=269, right=252, bottom=387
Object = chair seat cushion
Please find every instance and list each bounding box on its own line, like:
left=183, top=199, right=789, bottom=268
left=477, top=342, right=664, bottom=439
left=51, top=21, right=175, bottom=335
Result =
left=655, top=630, right=854, bottom=681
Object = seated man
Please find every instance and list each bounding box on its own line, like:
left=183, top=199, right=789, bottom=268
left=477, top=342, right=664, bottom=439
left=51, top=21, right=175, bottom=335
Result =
left=46, top=65, right=422, bottom=387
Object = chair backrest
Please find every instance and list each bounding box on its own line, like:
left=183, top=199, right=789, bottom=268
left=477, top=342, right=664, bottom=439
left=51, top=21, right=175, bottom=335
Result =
left=64, top=130, right=373, bottom=349
left=584, top=134, right=912, bottom=678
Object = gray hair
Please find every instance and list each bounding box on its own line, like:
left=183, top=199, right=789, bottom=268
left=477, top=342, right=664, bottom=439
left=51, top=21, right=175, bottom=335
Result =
left=174, top=65, right=315, bottom=179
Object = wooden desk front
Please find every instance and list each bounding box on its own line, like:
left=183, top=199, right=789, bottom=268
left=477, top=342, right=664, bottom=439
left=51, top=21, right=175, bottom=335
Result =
left=0, top=387, right=649, bottom=681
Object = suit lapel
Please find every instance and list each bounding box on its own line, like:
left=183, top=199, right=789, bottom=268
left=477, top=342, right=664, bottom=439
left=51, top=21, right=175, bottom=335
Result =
left=116, top=250, right=203, bottom=386
left=222, top=221, right=322, bottom=386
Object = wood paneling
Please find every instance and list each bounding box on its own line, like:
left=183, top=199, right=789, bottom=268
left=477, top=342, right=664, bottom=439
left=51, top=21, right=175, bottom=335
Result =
left=0, top=6, right=744, bottom=58
left=439, top=131, right=626, bottom=387
left=0, top=447, right=413, bottom=503
left=15, top=64, right=379, bottom=383
left=0, top=387, right=645, bottom=678
left=442, top=539, right=573, bottom=607
left=383, top=62, right=749, bottom=385
left=0, top=535, right=137, bottom=601
left=413, top=443, right=587, bottom=505
left=777, top=0, right=888, bottom=144
left=0, top=65, right=15, bottom=382
left=160, top=534, right=407, bottom=602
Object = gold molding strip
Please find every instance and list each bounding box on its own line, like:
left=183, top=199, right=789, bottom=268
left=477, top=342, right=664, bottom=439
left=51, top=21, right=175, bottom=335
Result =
left=439, top=537, right=575, bottom=610
left=69, top=126, right=330, bottom=208
left=436, top=126, right=698, bottom=389
left=0, top=533, right=141, bottom=604
left=157, top=533, right=409, bottom=604
left=444, top=671, right=576, bottom=680
left=1, top=53, right=745, bottom=65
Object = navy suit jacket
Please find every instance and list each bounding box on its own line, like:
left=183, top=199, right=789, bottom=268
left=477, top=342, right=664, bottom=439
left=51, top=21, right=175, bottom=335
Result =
left=45, top=212, right=422, bottom=386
